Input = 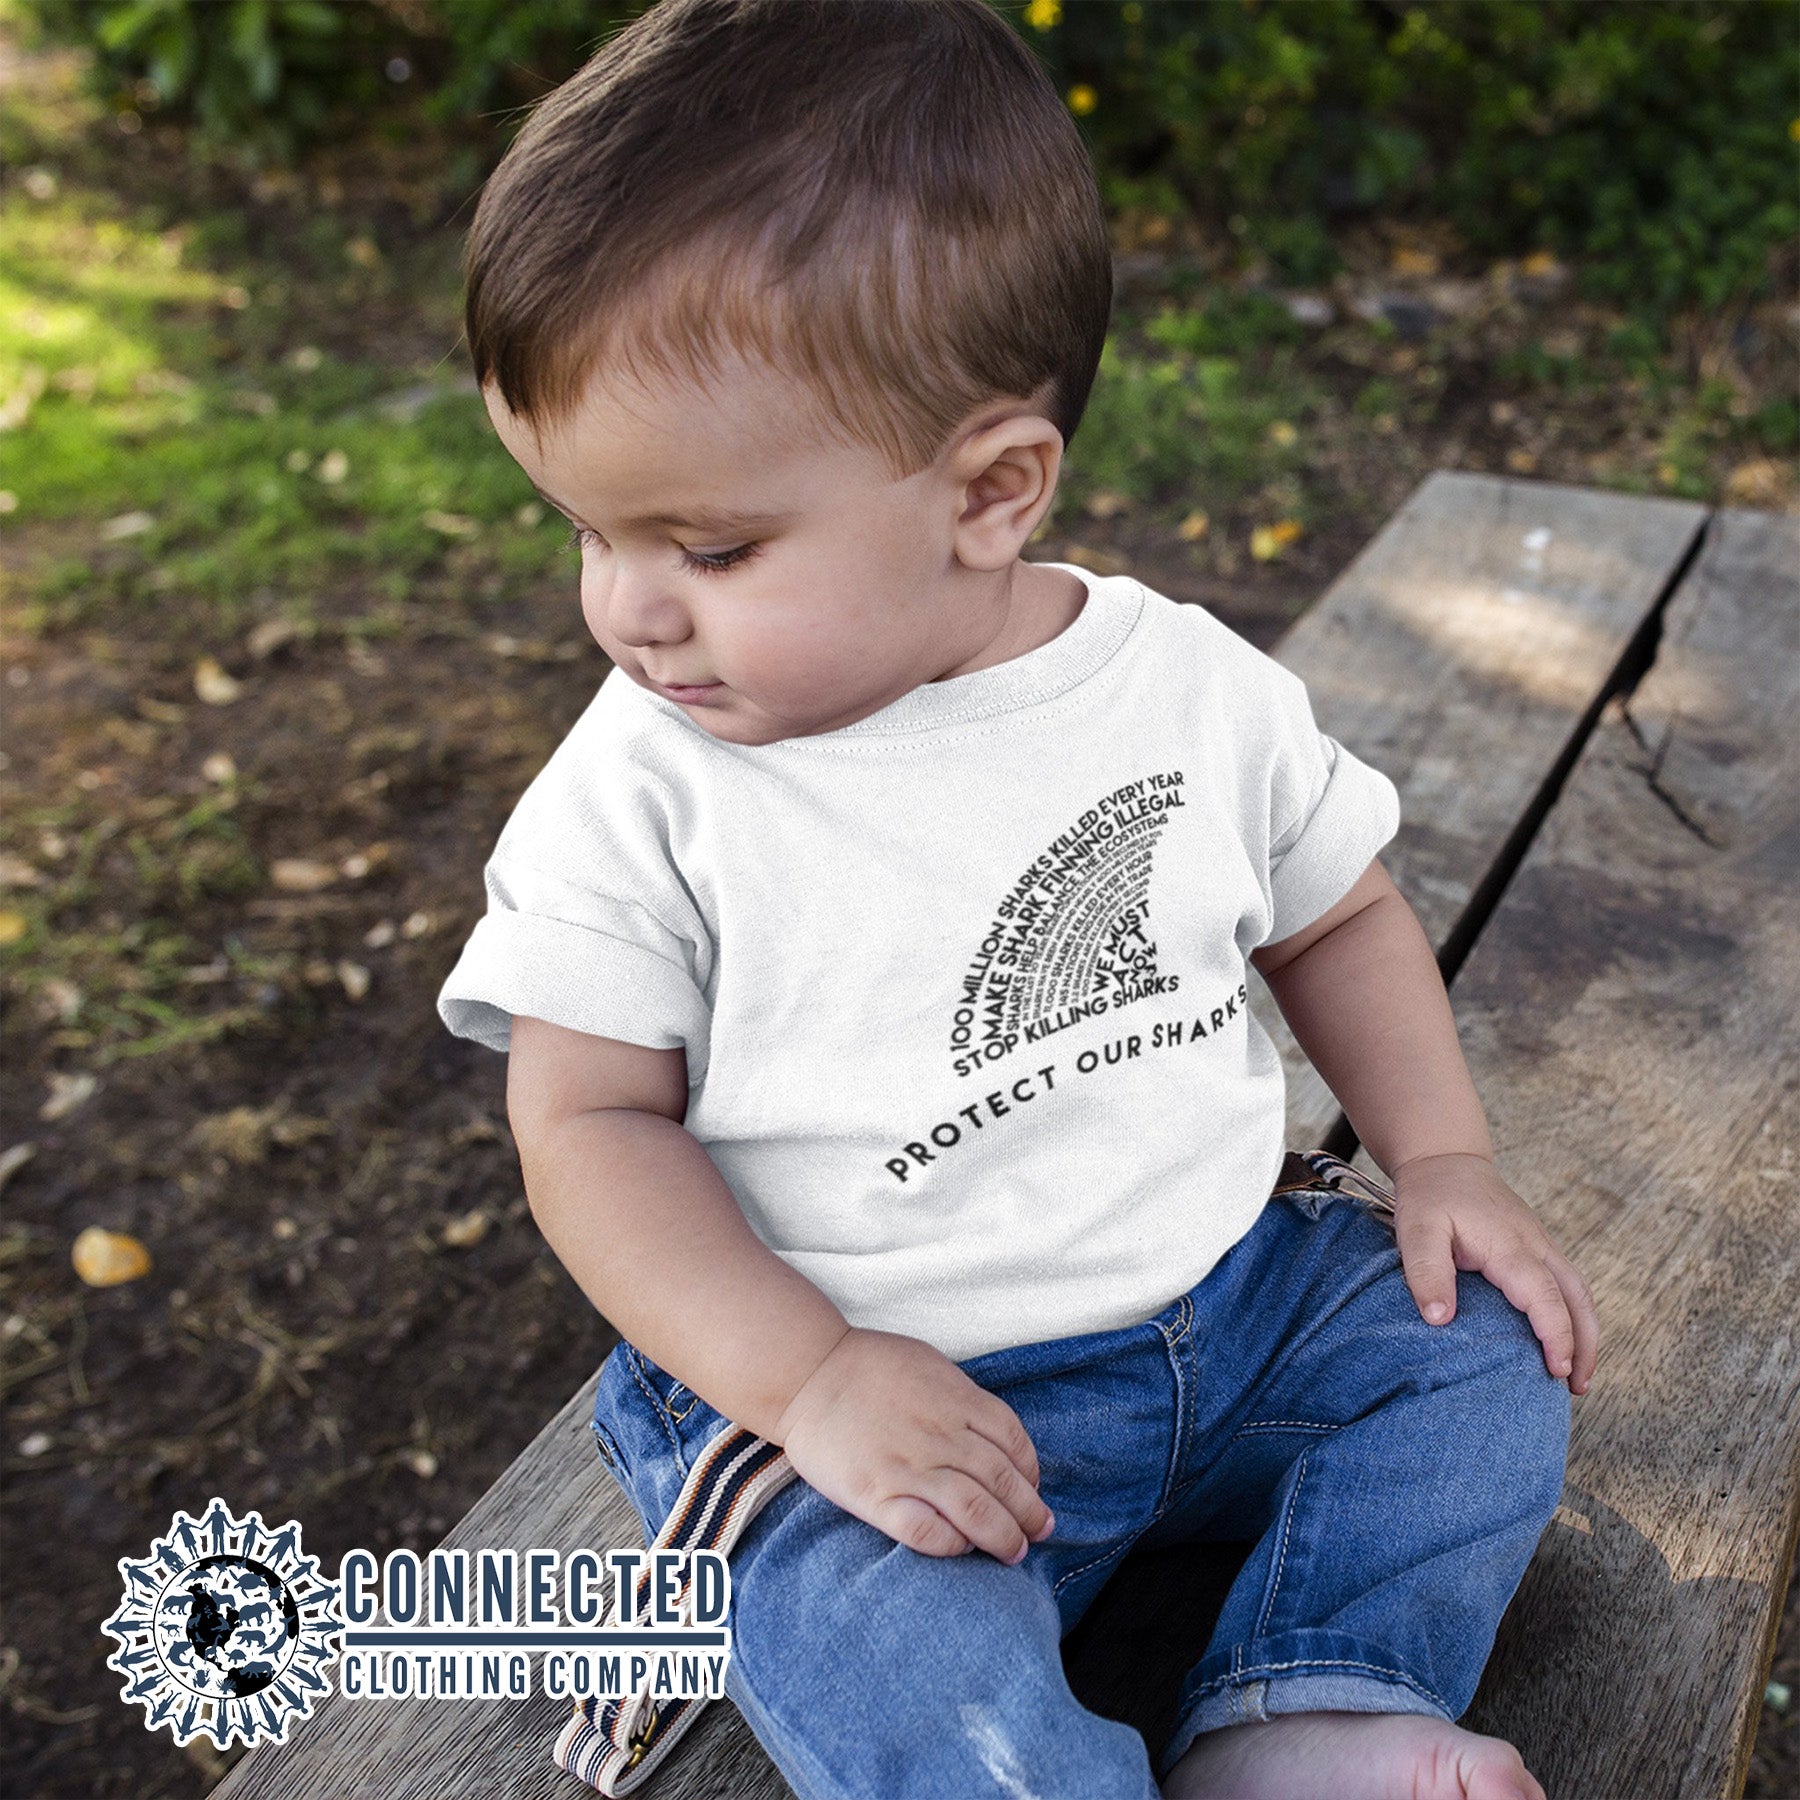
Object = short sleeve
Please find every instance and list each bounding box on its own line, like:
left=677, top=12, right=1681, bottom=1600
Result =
left=1261, top=669, right=1401, bottom=945
left=435, top=703, right=713, bottom=1079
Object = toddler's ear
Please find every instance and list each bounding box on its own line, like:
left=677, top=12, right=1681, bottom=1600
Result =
left=949, top=411, right=1065, bottom=572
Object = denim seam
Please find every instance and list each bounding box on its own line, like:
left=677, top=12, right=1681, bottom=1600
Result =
left=1052, top=1313, right=1191, bottom=1601
left=1253, top=1450, right=1307, bottom=1640
left=1192, top=1654, right=1450, bottom=1717
left=1156, top=1297, right=1196, bottom=1514
left=623, top=1345, right=688, bottom=1473
left=1232, top=1419, right=1342, bottom=1436
left=1051, top=1536, right=1139, bottom=1598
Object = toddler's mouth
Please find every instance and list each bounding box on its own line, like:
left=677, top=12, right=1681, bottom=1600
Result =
left=653, top=677, right=725, bottom=703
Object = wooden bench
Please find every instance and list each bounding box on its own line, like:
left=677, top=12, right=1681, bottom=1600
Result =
left=214, top=471, right=1799, bottom=1800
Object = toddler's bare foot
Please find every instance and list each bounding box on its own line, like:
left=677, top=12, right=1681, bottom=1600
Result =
left=1160, top=1710, right=1545, bottom=1800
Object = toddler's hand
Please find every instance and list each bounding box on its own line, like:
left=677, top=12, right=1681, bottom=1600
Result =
left=773, top=1327, right=1055, bottom=1564
left=1390, top=1151, right=1598, bottom=1395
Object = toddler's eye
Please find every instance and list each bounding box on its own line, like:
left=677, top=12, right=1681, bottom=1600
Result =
left=564, top=525, right=603, bottom=555
left=681, top=543, right=761, bottom=576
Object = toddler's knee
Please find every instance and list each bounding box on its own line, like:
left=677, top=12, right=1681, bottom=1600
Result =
left=1451, top=1276, right=1571, bottom=1493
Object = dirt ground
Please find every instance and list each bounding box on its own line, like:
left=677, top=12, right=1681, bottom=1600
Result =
left=3, top=73, right=1797, bottom=1800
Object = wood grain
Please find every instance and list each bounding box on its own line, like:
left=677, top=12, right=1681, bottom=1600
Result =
left=1268, top=470, right=1705, bottom=1145
left=1366, top=507, right=1800, bottom=1799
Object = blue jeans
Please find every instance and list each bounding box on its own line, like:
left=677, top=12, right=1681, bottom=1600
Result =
left=589, top=1169, right=1570, bottom=1799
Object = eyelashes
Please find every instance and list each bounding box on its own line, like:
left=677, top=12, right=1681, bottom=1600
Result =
left=563, top=526, right=761, bottom=577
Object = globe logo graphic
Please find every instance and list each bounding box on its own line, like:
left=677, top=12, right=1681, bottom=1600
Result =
left=153, top=1554, right=301, bottom=1700
left=104, top=1500, right=342, bottom=1749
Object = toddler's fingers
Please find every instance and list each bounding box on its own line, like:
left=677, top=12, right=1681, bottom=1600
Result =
left=1394, top=1205, right=1458, bottom=1324
left=1486, top=1250, right=1578, bottom=1381
left=959, top=1433, right=1055, bottom=1545
left=877, top=1493, right=970, bottom=1559
left=966, top=1392, right=1042, bottom=1491
left=917, top=1466, right=1037, bottom=1566
left=1548, top=1254, right=1599, bottom=1393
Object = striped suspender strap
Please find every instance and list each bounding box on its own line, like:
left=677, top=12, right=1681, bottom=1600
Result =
left=1269, top=1146, right=1398, bottom=1217
left=553, top=1424, right=797, bottom=1796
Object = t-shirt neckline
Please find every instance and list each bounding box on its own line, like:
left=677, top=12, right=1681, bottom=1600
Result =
left=798, top=560, right=1139, bottom=740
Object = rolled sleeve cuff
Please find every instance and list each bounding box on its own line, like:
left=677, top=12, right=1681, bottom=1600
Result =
left=436, top=909, right=710, bottom=1080
left=1267, top=738, right=1401, bottom=943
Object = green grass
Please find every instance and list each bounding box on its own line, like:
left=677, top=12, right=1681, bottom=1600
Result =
left=1055, top=290, right=1325, bottom=528
left=0, top=158, right=570, bottom=634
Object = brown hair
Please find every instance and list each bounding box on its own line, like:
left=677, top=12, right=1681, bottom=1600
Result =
left=462, top=0, right=1113, bottom=478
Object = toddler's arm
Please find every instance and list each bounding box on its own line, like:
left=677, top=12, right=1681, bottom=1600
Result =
left=506, top=1013, right=1054, bottom=1563
left=1250, top=858, right=1600, bottom=1395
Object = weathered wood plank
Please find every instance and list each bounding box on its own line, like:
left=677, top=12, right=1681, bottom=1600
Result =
left=1266, top=470, right=1706, bottom=1145
left=1366, top=507, right=1800, bottom=1800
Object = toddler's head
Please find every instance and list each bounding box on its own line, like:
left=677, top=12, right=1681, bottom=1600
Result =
left=464, top=0, right=1113, bottom=744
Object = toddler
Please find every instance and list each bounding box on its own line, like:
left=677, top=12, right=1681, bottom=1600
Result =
left=437, top=2, right=1598, bottom=1795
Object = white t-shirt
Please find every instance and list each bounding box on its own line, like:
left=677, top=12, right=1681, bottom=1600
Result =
left=438, top=564, right=1400, bottom=1361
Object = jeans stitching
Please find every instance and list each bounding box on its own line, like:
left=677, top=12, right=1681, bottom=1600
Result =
left=1232, top=1419, right=1343, bottom=1436
left=1155, top=1299, right=1195, bottom=1509
left=1051, top=1537, right=1139, bottom=1597
left=1254, top=1450, right=1307, bottom=1640
left=1191, top=1655, right=1450, bottom=1717
left=624, top=1345, right=688, bottom=1473
left=1053, top=1322, right=1189, bottom=1601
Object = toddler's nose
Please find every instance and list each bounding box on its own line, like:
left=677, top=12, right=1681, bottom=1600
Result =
left=589, top=563, right=692, bottom=650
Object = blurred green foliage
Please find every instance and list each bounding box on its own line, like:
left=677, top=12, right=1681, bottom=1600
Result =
left=13, top=0, right=1798, bottom=332
left=1040, top=0, right=1797, bottom=326
left=23, top=0, right=400, bottom=160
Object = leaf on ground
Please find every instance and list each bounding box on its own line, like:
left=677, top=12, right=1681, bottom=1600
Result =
left=193, top=657, right=244, bottom=705
left=440, top=1209, right=491, bottom=1249
left=1725, top=458, right=1785, bottom=505
left=193, top=1104, right=282, bottom=1166
left=336, top=960, right=371, bottom=1001
left=339, top=844, right=391, bottom=880
left=0, top=1142, right=37, bottom=1195
left=37, top=978, right=82, bottom=1024
left=101, top=511, right=156, bottom=541
left=71, top=1226, right=152, bottom=1287
left=271, top=858, right=337, bottom=893
left=247, top=617, right=300, bottom=659
left=1177, top=510, right=1211, bottom=542
left=0, top=854, right=45, bottom=890
left=1250, top=520, right=1304, bottom=562
left=0, top=911, right=27, bottom=946
left=39, top=1072, right=98, bottom=1122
